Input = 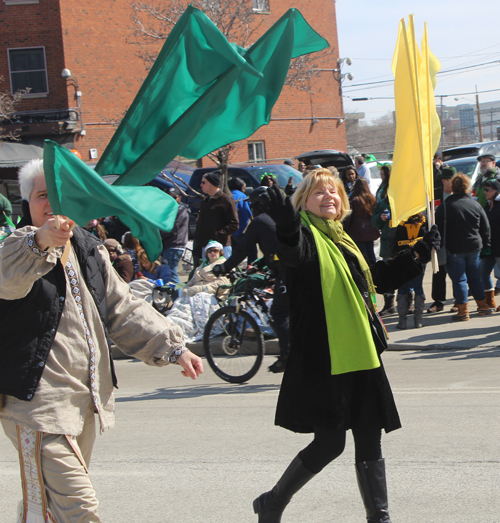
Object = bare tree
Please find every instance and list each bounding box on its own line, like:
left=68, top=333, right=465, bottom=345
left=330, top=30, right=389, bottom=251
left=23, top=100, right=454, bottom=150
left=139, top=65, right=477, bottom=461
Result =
left=346, top=112, right=396, bottom=158
left=0, top=77, right=27, bottom=141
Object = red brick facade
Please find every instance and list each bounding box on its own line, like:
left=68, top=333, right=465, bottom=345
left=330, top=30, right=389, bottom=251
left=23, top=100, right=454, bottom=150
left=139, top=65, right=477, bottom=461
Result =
left=0, top=0, right=345, bottom=167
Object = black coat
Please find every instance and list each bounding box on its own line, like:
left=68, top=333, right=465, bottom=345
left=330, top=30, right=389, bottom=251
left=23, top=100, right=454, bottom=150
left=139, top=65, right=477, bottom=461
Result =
left=435, top=192, right=490, bottom=254
left=483, top=198, right=500, bottom=258
left=274, top=222, right=421, bottom=434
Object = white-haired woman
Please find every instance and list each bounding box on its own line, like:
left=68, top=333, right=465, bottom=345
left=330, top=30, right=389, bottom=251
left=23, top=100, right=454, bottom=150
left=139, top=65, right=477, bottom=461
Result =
left=253, top=169, right=439, bottom=523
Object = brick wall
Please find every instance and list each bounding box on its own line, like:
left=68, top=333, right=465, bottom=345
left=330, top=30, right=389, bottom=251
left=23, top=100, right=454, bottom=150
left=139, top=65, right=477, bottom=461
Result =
left=1, top=0, right=345, bottom=166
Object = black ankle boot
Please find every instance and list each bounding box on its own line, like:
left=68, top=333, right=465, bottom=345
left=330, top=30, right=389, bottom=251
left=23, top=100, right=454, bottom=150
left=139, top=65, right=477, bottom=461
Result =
left=253, top=455, right=316, bottom=523
left=355, top=459, right=392, bottom=523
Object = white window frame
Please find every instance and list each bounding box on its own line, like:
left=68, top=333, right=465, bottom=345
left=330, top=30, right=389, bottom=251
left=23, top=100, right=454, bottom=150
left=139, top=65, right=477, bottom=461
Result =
left=7, top=46, right=49, bottom=98
left=252, top=0, right=270, bottom=13
left=248, top=141, right=266, bottom=162
left=4, top=0, right=39, bottom=5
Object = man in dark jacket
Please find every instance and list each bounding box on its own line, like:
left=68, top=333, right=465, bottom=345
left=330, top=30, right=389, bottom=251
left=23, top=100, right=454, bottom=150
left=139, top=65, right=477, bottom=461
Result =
left=161, top=187, right=190, bottom=299
left=0, top=159, right=202, bottom=523
left=193, top=170, right=238, bottom=265
left=213, top=187, right=290, bottom=373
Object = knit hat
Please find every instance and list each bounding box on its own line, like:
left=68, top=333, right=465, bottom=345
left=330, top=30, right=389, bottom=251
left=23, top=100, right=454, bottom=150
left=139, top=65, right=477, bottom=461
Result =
left=440, top=166, right=457, bottom=179
left=205, top=240, right=223, bottom=252
left=284, top=159, right=294, bottom=166
left=484, top=179, right=500, bottom=193
left=204, top=170, right=222, bottom=187
left=104, top=238, right=124, bottom=254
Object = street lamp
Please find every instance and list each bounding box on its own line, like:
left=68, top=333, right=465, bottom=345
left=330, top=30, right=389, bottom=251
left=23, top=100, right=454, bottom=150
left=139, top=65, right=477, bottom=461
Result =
left=333, top=58, right=354, bottom=125
left=61, top=69, right=85, bottom=136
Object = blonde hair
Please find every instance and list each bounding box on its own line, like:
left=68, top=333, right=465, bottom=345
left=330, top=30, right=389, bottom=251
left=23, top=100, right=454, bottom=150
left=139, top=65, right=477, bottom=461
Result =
left=292, top=168, right=350, bottom=221
left=137, top=249, right=160, bottom=273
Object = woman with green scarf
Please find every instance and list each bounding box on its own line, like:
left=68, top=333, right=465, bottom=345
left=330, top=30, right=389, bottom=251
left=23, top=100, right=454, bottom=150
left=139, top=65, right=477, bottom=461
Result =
left=253, top=169, right=437, bottom=523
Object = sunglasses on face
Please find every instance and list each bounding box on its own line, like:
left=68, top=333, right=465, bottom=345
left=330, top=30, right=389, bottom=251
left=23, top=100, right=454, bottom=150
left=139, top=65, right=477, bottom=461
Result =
left=200, top=180, right=206, bottom=185
left=206, top=248, right=219, bottom=253
left=484, top=187, right=493, bottom=192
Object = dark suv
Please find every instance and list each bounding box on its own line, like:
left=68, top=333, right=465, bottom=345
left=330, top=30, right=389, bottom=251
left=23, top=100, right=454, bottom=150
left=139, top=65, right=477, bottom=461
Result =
left=186, top=163, right=303, bottom=237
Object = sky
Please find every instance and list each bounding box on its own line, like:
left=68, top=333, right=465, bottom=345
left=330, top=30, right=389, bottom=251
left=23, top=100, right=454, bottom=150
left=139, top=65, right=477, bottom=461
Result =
left=335, top=0, right=500, bottom=124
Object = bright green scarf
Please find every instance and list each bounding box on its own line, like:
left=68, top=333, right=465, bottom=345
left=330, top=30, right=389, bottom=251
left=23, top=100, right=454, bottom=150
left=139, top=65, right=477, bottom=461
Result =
left=301, top=211, right=380, bottom=375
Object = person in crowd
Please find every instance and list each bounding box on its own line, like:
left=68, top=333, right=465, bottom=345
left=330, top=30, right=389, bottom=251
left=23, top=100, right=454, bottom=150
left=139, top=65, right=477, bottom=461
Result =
left=228, top=177, right=255, bottom=260
left=260, top=173, right=277, bottom=187
left=252, top=170, right=437, bottom=523
left=343, top=177, right=380, bottom=264
left=390, top=213, right=427, bottom=329
left=0, top=159, right=202, bottom=523
left=167, top=241, right=230, bottom=342
left=473, top=154, right=500, bottom=207
left=480, top=178, right=500, bottom=312
left=160, top=186, right=190, bottom=299
left=283, top=159, right=295, bottom=167
left=355, top=155, right=372, bottom=183
left=435, top=173, right=491, bottom=321
left=102, top=215, right=129, bottom=242
left=341, top=166, right=358, bottom=197
left=193, top=170, right=239, bottom=266
left=428, top=166, right=456, bottom=314
left=84, top=219, right=107, bottom=241
left=181, top=240, right=229, bottom=298
left=103, top=238, right=135, bottom=283
left=433, top=153, right=443, bottom=201
left=375, top=164, right=391, bottom=203
left=298, top=161, right=306, bottom=173
left=0, top=191, right=13, bottom=229
left=327, top=165, right=340, bottom=179
left=137, top=249, right=172, bottom=283
left=213, top=187, right=291, bottom=374
left=372, top=188, right=395, bottom=317
left=122, top=231, right=142, bottom=277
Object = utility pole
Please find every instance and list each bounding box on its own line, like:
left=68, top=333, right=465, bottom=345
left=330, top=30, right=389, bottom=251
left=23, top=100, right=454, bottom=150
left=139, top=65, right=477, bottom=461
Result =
left=476, top=85, right=483, bottom=141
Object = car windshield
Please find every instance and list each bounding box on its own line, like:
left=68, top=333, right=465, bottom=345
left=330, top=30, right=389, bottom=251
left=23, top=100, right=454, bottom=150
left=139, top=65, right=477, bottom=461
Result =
left=246, top=165, right=303, bottom=188
left=445, top=158, right=478, bottom=177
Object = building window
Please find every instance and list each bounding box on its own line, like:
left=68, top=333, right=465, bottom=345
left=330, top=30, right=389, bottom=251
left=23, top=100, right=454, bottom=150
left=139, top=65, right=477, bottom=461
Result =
left=248, top=141, right=266, bottom=162
left=4, top=0, right=40, bottom=4
left=252, top=0, right=269, bottom=12
left=8, top=47, right=48, bottom=96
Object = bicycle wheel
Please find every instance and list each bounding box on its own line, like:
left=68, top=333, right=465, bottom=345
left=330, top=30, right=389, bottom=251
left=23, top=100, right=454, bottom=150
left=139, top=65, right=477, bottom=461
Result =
left=204, top=306, right=265, bottom=383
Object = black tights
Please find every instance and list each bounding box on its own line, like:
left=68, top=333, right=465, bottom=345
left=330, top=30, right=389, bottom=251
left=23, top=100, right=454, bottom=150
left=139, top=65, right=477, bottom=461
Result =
left=299, top=425, right=382, bottom=474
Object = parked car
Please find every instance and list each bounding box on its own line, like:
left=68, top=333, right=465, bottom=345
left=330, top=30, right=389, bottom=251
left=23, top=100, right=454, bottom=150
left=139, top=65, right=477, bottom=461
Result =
left=442, top=141, right=500, bottom=162
left=295, top=149, right=353, bottom=172
left=185, top=163, right=303, bottom=237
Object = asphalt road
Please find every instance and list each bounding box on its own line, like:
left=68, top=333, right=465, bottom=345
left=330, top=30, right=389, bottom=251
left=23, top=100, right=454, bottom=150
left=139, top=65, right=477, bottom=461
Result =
left=1, top=350, right=500, bottom=523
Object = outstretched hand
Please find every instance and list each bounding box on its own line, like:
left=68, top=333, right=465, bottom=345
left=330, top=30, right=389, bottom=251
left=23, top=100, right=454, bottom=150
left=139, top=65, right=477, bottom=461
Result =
left=35, top=216, right=74, bottom=251
left=177, top=351, right=203, bottom=380
left=266, top=185, right=297, bottom=229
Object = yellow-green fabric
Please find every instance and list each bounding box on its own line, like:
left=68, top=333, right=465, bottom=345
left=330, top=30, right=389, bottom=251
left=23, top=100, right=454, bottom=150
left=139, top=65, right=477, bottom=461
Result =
left=300, top=211, right=380, bottom=375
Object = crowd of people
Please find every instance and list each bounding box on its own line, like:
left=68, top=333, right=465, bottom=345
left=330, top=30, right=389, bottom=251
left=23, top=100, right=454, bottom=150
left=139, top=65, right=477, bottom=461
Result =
left=1, top=150, right=499, bottom=522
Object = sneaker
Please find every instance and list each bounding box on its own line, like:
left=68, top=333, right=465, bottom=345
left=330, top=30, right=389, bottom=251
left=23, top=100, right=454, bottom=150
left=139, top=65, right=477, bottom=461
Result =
left=427, top=301, right=444, bottom=313
left=268, top=357, right=287, bottom=373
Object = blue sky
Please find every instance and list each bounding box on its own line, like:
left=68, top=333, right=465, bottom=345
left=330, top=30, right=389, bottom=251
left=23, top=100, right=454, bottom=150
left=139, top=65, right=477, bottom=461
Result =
left=335, top=0, right=500, bottom=123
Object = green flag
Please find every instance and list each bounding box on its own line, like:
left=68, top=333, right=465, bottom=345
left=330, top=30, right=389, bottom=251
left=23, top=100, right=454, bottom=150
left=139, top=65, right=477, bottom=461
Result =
left=43, top=141, right=178, bottom=260
left=96, top=6, right=329, bottom=186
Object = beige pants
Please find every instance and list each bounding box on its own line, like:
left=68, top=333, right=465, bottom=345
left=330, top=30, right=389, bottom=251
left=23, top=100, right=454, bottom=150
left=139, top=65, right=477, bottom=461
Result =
left=2, top=406, right=102, bottom=523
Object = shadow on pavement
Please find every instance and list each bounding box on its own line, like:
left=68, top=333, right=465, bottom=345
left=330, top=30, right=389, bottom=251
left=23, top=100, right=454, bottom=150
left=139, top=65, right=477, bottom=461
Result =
left=115, top=382, right=281, bottom=402
left=402, top=346, right=500, bottom=360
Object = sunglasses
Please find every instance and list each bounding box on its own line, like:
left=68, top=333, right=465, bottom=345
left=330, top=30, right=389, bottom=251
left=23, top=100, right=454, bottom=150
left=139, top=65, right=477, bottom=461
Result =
left=206, top=248, right=219, bottom=253
left=484, top=187, right=493, bottom=192
left=200, top=180, right=206, bottom=185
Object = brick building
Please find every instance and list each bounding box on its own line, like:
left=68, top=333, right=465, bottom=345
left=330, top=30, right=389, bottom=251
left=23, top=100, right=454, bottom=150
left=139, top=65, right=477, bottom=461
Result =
left=0, top=0, right=346, bottom=177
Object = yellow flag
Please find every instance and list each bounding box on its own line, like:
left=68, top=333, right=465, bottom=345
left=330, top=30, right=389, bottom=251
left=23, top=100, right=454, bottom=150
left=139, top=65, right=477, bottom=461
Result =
left=388, top=16, right=441, bottom=225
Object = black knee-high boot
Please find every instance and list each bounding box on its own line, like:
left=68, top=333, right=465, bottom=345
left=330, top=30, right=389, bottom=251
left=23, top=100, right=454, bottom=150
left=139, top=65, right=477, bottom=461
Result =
left=355, top=459, right=392, bottom=523
left=253, top=455, right=316, bottom=523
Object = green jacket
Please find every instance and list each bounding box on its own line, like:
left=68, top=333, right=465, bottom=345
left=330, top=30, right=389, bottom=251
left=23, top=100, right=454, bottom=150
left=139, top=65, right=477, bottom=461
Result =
left=372, top=197, right=392, bottom=259
left=0, top=193, right=12, bottom=227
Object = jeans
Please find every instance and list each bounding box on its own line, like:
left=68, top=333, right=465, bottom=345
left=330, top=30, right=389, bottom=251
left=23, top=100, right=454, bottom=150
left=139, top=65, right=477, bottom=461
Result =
left=397, top=269, right=425, bottom=298
left=161, top=248, right=183, bottom=300
left=445, top=250, right=485, bottom=304
left=480, top=256, right=500, bottom=290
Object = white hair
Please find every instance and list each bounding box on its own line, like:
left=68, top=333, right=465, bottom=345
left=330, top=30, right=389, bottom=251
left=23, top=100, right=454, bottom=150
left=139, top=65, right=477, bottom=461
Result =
left=18, top=159, right=45, bottom=201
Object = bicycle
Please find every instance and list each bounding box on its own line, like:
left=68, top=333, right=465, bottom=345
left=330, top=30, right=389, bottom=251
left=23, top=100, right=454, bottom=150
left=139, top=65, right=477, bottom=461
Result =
left=203, top=266, right=275, bottom=383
